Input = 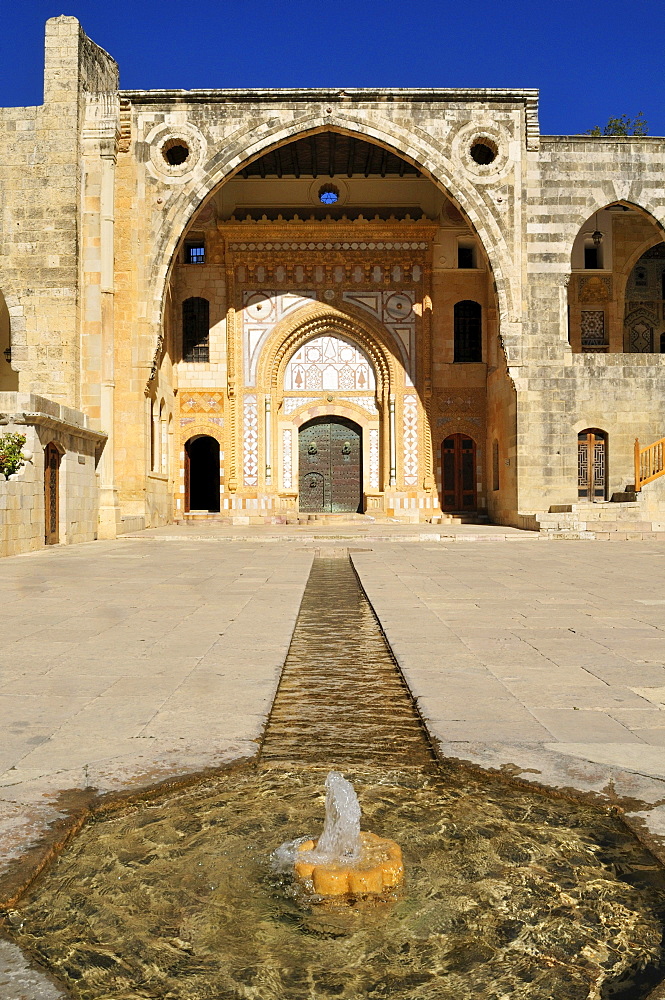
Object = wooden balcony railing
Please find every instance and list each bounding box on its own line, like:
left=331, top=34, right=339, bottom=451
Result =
left=635, top=437, right=665, bottom=491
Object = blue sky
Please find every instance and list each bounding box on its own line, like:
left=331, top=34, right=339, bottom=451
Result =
left=1, top=0, right=664, bottom=136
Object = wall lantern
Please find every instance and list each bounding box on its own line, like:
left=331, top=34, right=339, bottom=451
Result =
left=3, top=347, right=10, bottom=364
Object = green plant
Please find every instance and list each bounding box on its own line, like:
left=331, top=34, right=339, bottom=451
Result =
left=586, top=113, right=649, bottom=137
left=0, top=432, right=27, bottom=479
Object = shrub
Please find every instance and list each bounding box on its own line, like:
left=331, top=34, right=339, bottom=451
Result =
left=0, top=432, right=27, bottom=479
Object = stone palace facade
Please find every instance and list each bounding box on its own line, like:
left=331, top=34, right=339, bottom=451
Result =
left=2, top=16, right=665, bottom=552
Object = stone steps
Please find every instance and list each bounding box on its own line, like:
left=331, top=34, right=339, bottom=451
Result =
left=537, top=501, right=665, bottom=540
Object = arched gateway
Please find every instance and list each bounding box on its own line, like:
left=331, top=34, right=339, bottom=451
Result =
left=153, top=127, right=504, bottom=524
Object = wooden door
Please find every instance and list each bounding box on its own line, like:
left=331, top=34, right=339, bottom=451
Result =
left=44, top=442, right=60, bottom=544
left=442, top=434, right=477, bottom=511
left=578, top=429, right=606, bottom=500
left=299, top=418, right=362, bottom=513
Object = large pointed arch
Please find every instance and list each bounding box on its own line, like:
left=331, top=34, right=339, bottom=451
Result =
left=144, top=113, right=517, bottom=385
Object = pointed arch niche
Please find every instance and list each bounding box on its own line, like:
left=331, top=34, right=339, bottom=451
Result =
left=568, top=203, right=665, bottom=353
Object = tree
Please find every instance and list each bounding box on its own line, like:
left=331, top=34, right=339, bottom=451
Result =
left=586, top=113, right=649, bottom=137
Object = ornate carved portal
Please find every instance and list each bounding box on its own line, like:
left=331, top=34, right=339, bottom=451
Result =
left=219, top=221, right=440, bottom=517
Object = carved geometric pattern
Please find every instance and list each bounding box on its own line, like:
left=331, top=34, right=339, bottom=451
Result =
left=180, top=390, right=224, bottom=413
left=369, top=428, right=380, bottom=489
left=243, top=394, right=259, bottom=486
left=285, top=335, right=375, bottom=391
left=283, top=397, right=318, bottom=415
left=629, top=321, right=654, bottom=353
left=403, top=394, right=418, bottom=487
left=578, top=275, right=611, bottom=302
left=339, top=396, right=377, bottom=413
left=230, top=241, right=428, bottom=252
left=580, top=310, right=606, bottom=346
left=243, top=290, right=317, bottom=385
left=282, top=428, right=293, bottom=489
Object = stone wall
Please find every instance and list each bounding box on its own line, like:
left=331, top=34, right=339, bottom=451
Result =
left=0, top=394, right=105, bottom=557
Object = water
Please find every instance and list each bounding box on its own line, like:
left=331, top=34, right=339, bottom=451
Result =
left=260, top=557, right=434, bottom=769
left=273, top=771, right=363, bottom=872
left=5, top=557, right=665, bottom=999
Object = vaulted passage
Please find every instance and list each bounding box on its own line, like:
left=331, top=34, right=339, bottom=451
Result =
left=260, top=557, right=435, bottom=768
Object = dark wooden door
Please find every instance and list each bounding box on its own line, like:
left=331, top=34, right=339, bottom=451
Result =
left=299, top=418, right=362, bottom=513
left=44, top=442, right=60, bottom=544
left=578, top=429, right=606, bottom=500
left=442, top=434, right=477, bottom=511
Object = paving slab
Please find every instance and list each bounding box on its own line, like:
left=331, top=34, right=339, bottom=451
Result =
left=351, top=541, right=665, bottom=862
left=0, top=539, right=313, bottom=890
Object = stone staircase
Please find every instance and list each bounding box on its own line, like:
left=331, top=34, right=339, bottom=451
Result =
left=537, top=498, right=665, bottom=540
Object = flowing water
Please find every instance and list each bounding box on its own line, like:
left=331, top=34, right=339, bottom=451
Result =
left=5, top=557, right=665, bottom=1000
left=260, top=557, right=434, bottom=769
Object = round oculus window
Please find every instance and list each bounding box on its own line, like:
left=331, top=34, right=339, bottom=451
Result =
left=318, top=183, right=340, bottom=205
left=469, top=140, right=498, bottom=166
left=162, top=139, right=191, bottom=166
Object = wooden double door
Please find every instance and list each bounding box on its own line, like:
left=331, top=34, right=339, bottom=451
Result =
left=441, top=434, right=477, bottom=512
left=299, top=417, right=362, bottom=513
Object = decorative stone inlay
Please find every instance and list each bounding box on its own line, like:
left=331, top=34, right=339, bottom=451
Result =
left=342, top=289, right=416, bottom=380
left=285, top=335, right=375, bottom=391
left=339, top=396, right=377, bottom=413
left=403, top=394, right=418, bottom=487
left=283, top=397, right=318, bottom=415
left=243, top=290, right=317, bottom=385
left=282, top=428, right=293, bottom=489
left=243, top=394, right=259, bottom=486
left=180, top=390, right=224, bottom=413
left=369, top=428, right=379, bottom=488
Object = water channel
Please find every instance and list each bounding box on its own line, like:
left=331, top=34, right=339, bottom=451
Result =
left=5, top=557, right=665, bottom=999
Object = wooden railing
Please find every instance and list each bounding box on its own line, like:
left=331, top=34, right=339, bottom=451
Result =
left=635, top=437, right=665, bottom=491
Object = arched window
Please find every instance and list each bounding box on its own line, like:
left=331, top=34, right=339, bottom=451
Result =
left=454, top=301, right=482, bottom=363
left=182, top=297, right=210, bottom=362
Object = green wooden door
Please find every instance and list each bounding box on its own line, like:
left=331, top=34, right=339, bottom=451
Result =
left=299, top=418, right=362, bottom=513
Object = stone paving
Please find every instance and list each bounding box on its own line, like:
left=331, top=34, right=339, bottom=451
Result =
left=3, top=531, right=665, bottom=994
left=0, top=540, right=312, bottom=882
left=352, top=542, right=665, bottom=850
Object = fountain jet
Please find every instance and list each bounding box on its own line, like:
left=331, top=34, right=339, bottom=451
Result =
left=274, top=772, right=403, bottom=897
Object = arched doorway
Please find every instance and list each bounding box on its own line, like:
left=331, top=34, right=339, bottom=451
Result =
left=44, top=442, right=61, bottom=544
left=184, top=436, right=220, bottom=512
left=578, top=429, right=607, bottom=500
left=299, top=417, right=362, bottom=513
left=441, top=434, right=477, bottom=512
